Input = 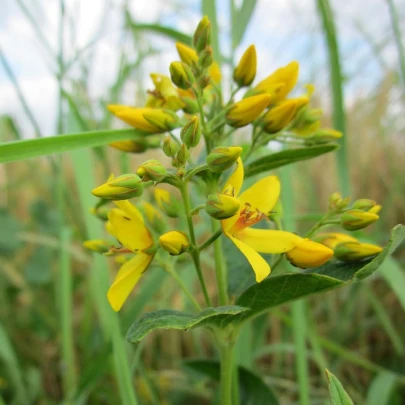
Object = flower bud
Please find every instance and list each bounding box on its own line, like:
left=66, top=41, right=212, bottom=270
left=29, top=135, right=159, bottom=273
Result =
left=334, top=241, right=382, bottom=263
left=193, top=16, right=211, bottom=54
left=83, top=240, right=110, bottom=254
left=176, top=42, right=198, bottom=66
left=154, top=188, right=180, bottom=218
left=352, top=199, right=377, bottom=211
left=109, top=140, right=149, bottom=153
left=310, top=128, right=342, bottom=144
left=341, top=209, right=379, bottom=231
left=176, top=144, right=190, bottom=166
left=137, top=159, right=167, bottom=182
left=286, top=238, right=334, bottom=268
left=206, top=146, right=243, bottom=173
left=180, top=116, right=201, bottom=148
left=143, top=109, right=180, bottom=132
left=329, top=192, right=350, bottom=211
left=159, top=231, right=190, bottom=255
left=140, top=201, right=165, bottom=233
left=368, top=204, right=382, bottom=215
left=314, top=232, right=358, bottom=250
left=170, top=61, right=195, bottom=90
left=261, top=100, right=297, bottom=134
left=205, top=193, right=240, bottom=219
left=181, top=96, right=199, bottom=114
left=162, top=136, right=179, bottom=157
left=226, top=95, right=271, bottom=128
left=92, top=174, right=143, bottom=200
left=233, top=45, right=257, bottom=87
left=198, top=46, right=213, bottom=69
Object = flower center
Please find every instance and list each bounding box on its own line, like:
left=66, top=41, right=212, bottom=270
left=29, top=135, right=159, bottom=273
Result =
left=230, top=202, right=266, bottom=234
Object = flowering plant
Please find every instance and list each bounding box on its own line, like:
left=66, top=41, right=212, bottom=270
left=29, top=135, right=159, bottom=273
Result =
left=84, top=16, right=404, bottom=404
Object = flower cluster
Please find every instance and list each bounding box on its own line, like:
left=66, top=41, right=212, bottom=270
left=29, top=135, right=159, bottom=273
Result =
left=84, top=16, right=383, bottom=312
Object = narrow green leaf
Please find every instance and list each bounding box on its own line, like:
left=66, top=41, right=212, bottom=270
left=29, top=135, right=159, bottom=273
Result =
left=231, top=0, right=257, bottom=49
left=326, top=370, right=354, bottom=405
left=380, top=256, right=405, bottom=314
left=126, top=20, right=192, bottom=45
left=0, top=128, right=146, bottom=163
left=126, top=306, right=248, bottom=343
left=366, top=371, right=397, bottom=405
left=202, top=0, right=221, bottom=64
left=184, top=360, right=279, bottom=405
left=244, top=144, right=339, bottom=178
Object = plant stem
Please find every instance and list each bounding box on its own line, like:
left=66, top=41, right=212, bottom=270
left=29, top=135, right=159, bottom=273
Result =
left=190, top=204, right=206, bottom=216
left=199, top=229, right=222, bottom=251
left=219, top=343, right=234, bottom=405
left=184, top=163, right=208, bottom=182
left=304, top=212, right=333, bottom=239
left=179, top=183, right=211, bottom=307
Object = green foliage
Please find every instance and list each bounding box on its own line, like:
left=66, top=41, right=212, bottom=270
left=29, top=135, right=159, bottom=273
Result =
left=127, top=306, right=248, bottom=343
left=366, top=371, right=397, bottom=405
left=184, top=359, right=279, bottom=405
left=243, top=144, right=339, bottom=178
left=326, top=370, right=354, bottom=405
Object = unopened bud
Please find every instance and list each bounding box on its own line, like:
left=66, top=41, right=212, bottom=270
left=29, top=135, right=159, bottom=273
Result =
left=83, top=240, right=110, bottom=254
left=310, top=128, right=342, bottom=143
left=170, top=61, right=195, bottom=90
left=143, top=109, right=180, bottom=132
left=314, top=232, right=358, bottom=250
left=334, top=241, right=382, bottom=262
left=137, top=159, right=167, bottom=182
left=206, top=193, right=240, bottom=219
left=261, top=100, right=297, bottom=134
left=341, top=209, right=379, bottom=231
left=109, top=140, right=148, bottom=153
left=368, top=204, right=382, bottom=215
left=286, top=238, right=334, bottom=268
left=176, top=42, right=198, bottom=66
left=352, top=199, right=377, bottom=211
left=154, top=188, right=180, bottom=218
left=162, top=136, right=178, bottom=157
left=181, top=96, right=199, bottom=114
left=206, top=146, right=242, bottom=173
left=233, top=44, right=257, bottom=87
left=329, top=192, right=350, bottom=211
left=193, top=16, right=211, bottom=54
left=92, top=174, right=143, bottom=200
left=181, top=116, right=201, bottom=148
left=176, top=144, right=190, bottom=166
left=159, top=231, right=190, bottom=255
left=226, top=95, right=271, bottom=128
left=198, top=46, right=213, bottom=69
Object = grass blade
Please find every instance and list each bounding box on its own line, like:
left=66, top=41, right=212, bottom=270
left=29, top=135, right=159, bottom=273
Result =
left=231, top=0, right=257, bottom=49
left=202, top=0, right=221, bottom=64
left=366, top=371, right=397, bottom=405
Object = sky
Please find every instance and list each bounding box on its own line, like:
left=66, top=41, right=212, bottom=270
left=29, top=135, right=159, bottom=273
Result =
left=0, top=0, right=403, bottom=137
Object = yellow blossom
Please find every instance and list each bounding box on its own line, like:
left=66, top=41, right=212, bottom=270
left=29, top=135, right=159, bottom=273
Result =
left=226, top=94, right=271, bottom=128
left=92, top=174, right=143, bottom=200
left=341, top=209, right=379, bottom=231
left=233, top=45, right=257, bottom=87
left=286, top=238, right=334, bottom=268
left=221, top=158, right=302, bottom=282
left=145, top=74, right=184, bottom=111
left=107, top=200, right=155, bottom=311
left=261, top=99, right=298, bottom=134
left=159, top=231, right=190, bottom=255
left=109, top=140, right=148, bottom=154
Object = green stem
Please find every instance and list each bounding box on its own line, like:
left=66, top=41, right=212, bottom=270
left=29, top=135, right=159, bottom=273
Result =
left=304, top=211, right=334, bottom=238
left=179, top=183, right=211, bottom=307
left=219, top=343, right=234, bottom=405
left=190, top=204, right=206, bottom=216
left=184, top=163, right=208, bottom=182
left=199, top=229, right=222, bottom=251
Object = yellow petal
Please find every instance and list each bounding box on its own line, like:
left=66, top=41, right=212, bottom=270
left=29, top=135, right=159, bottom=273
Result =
left=221, top=157, right=244, bottom=232
left=237, top=228, right=301, bottom=253
left=238, top=175, right=280, bottom=214
left=108, top=208, right=152, bottom=252
left=114, top=200, right=144, bottom=223
left=229, top=235, right=270, bottom=282
left=286, top=238, right=333, bottom=268
left=107, top=253, right=152, bottom=311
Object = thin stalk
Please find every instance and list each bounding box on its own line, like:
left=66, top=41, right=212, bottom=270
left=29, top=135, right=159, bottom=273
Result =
left=211, top=217, right=228, bottom=305
left=317, top=0, right=351, bottom=196
left=219, top=343, right=234, bottom=405
left=189, top=204, right=206, bottom=216
left=179, top=183, right=211, bottom=306
left=199, top=229, right=222, bottom=251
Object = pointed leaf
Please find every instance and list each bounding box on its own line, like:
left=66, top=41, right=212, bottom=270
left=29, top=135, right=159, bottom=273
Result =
left=244, top=144, right=339, bottom=178
left=126, top=306, right=248, bottom=343
left=326, top=370, right=354, bottom=405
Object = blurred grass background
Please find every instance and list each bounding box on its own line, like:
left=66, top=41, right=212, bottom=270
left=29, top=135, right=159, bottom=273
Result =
left=1, top=0, right=405, bottom=404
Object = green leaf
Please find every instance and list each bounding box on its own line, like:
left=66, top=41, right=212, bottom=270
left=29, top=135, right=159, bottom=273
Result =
left=126, top=306, right=248, bottom=343
left=184, top=360, right=279, bottom=405
left=25, top=246, right=53, bottom=284
left=0, top=209, right=22, bottom=254
left=231, top=0, right=258, bottom=49
left=0, top=128, right=146, bottom=163
left=244, top=144, right=339, bottom=178
left=366, top=371, right=397, bottom=405
left=202, top=0, right=221, bottom=64
left=326, top=370, right=354, bottom=405
left=126, top=21, right=192, bottom=45
left=381, top=257, right=405, bottom=314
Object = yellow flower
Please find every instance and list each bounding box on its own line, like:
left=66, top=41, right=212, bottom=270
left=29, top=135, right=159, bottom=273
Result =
left=226, top=95, right=271, bottom=128
left=159, top=231, right=190, bottom=255
left=250, top=61, right=299, bottom=103
left=221, top=158, right=301, bottom=282
left=286, top=238, right=333, bottom=268
left=315, top=232, right=358, bottom=250
left=107, top=105, right=179, bottom=133
left=107, top=200, right=154, bottom=311
left=261, top=99, right=299, bottom=134
left=145, top=74, right=185, bottom=111
left=233, top=44, right=257, bottom=87
left=92, top=173, right=144, bottom=200
left=341, top=209, right=379, bottom=231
